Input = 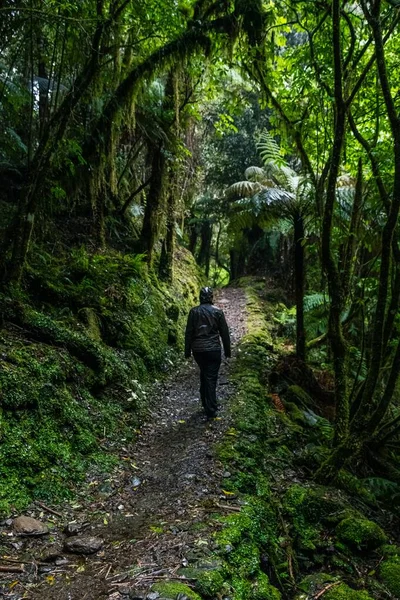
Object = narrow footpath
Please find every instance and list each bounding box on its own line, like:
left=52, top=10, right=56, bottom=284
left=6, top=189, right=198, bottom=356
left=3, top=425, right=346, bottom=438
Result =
left=0, top=288, right=247, bottom=600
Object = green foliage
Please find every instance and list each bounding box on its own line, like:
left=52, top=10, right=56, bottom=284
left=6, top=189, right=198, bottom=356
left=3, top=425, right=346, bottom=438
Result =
left=250, top=572, right=282, bottom=600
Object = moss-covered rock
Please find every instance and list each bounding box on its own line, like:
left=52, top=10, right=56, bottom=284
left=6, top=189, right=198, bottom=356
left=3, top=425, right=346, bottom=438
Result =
left=295, top=576, right=372, bottom=600
left=286, top=385, right=314, bottom=409
left=296, top=572, right=338, bottom=596
left=284, top=484, right=351, bottom=551
left=195, top=568, right=225, bottom=597
left=335, top=517, right=387, bottom=551
left=285, top=484, right=350, bottom=525
left=283, top=401, right=306, bottom=424
left=381, top=544, right=400, bottom=557
left=323, top=584, right=373, bottom=600
left=151, top=581, right=202, bottom=599
left=380, top=558, right=400, bottom=597
left=178, top=559, right=226, bottom=598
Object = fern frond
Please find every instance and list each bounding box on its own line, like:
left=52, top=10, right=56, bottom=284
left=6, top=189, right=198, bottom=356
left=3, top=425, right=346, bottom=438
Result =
left=5, top=128, right=28, bottom=154
left=225, top=180, right=262, bottom=199
left=256, top=130, right=286, bottom=167
left=363, top=477, right=400, bottom=500
left=227, top=210, right=256, bottom=232
left=304, top=293, right=328, bottom=312
left=244, top=166, right=266, bottom=182
left=257, top=187, right=295, bottom=206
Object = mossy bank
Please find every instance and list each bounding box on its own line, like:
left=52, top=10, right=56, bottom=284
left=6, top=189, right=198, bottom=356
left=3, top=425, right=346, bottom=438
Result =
left=181, top=279, right=400, bottom=600
left=0, top=247, right=202, bottom=513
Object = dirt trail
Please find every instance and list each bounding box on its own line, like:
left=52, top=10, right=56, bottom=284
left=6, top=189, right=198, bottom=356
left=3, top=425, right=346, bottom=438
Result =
left=1, top=288, right=247, bottom=600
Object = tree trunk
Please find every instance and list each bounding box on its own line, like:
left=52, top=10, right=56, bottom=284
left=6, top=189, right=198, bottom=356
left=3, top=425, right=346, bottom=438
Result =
left=294, top=212, right=306, bottom=361
left=159, top=185, right=176, bottom=282
left=139, top=143, right=166, bottom=266
left=198, top=220, right=213, bottom=277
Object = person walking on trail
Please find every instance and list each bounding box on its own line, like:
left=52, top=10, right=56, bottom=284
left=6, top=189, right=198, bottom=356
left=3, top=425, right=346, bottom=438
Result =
left=185, top=287, right=231, bottom=419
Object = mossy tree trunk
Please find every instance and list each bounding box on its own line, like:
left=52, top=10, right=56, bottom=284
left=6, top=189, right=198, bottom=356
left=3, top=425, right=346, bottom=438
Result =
left=159, top=71, right=180, bottom=282
left=159, top=185, right=176, bottom=282
left=139, top=142, right=166, bottom=266
left=293, top=211, right=306, bottom=361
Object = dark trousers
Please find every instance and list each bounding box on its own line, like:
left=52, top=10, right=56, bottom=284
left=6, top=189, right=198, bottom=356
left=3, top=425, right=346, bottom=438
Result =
left=193, top=350, right=221, bottom=417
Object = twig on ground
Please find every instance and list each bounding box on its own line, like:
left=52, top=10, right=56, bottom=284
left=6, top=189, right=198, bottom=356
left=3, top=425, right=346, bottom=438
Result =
left=314, top=582, right=341, bottom=599
left=215, top=503, right=241, bottom=512
left=0, top=564, right=24, bottom=572
left=36, top=502, right=63, bottom=518
left=1, top=557, right=49, bottom=567
left=105, top=564, right=113, bottom=579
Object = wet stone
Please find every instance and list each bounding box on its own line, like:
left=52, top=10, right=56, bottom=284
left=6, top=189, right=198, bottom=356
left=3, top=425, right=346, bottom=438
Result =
left=64, top=535, right=104, bottom=554
left=13, top=516, right=48, bottom=536
left=64, top=522, right=84, bottom=536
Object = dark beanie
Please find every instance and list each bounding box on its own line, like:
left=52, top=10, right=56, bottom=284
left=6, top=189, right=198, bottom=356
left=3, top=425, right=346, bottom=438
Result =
left=199, top=286, right=213, bottom=304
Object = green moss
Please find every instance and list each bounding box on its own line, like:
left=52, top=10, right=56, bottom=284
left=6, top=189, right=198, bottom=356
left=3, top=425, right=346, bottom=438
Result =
left=323, top=583, right=373, bottom=600
left=380, top=559, right=400, bottom=596
left=284, top=484, right=345, bottom=550
left=381, top=544, right=400, bottom=558
left=151, top=581, right=202, bottom=599
left=284, top=484, right=349, bottom=525
left=284, top=402, right=306, bottom=424
left=251, top=572, right=281, bottom=599
left=195, top=569, right=225, bottom=597
left=336, top=471, right=376, bottom=504
left=296, top=576, right=372, bottom=600
left=229, top=540, right=260, bottom=576
left=335, top=517, right=388, bottom=551
left=286, top=385, right=314, bottom=409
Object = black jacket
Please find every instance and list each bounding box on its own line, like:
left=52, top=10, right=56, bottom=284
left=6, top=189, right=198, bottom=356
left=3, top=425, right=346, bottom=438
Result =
left=185, top=303, right=231, bottom=357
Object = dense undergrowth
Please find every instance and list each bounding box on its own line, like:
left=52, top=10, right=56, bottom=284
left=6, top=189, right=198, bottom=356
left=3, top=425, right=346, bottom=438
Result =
left=0, top=247, right=202, bottom=513
left=177, top=279, right=400, bottom=600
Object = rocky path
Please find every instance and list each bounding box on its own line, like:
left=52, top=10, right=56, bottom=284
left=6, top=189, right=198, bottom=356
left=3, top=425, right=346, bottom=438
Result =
left=0, top=288, right=247, bottom=600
